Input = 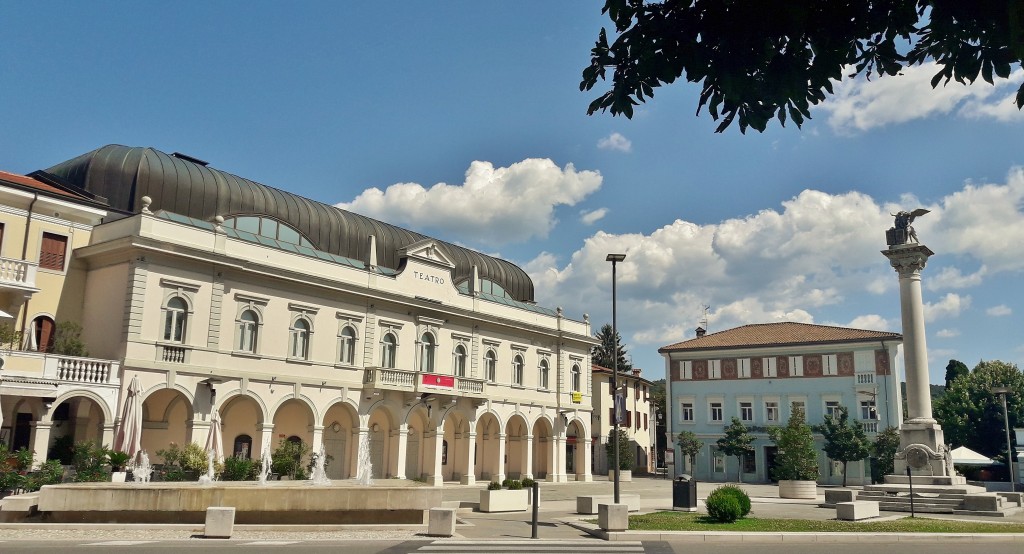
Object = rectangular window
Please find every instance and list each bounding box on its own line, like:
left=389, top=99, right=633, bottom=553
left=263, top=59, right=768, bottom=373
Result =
left=39, top=232, right=67, bottom=271
left=824, top=354, right=838, bottom=376
left=740, top=401, right=753, bottom=422
left=681, top=361, right=692, bottom=380
left=764, top=357, right=776, bottom=377
left=709, top=359, right=721, bottom=379
left=643, top=413, right=648, bottom=430
left=713, top=449, right=725, bottom=473
left=710, top=401, right=723, bottom=422
left=625, top=411, right=632, bottom=427
left=825, top=400, right=841, bottom=419
left=738, top=358, right=750, bottom=378
left=680, top=402, right=694, bottom=422
left=860, top=400, right=877, bottom=420
left=765, top=401, right=779, bottom=422
left=790, top=356, right=804, bottom=377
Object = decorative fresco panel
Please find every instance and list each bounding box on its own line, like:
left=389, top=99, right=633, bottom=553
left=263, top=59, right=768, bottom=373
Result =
left=777, top=356, right=789, bottom=377
left=837, top=352, right=855, bottom=376
left=751, top=357, right=763, bottom=378
left=804, top=354, right=822, bottom=377
left=693, top=360, right=708, bottom=380
left=722, top=358, right=737, bottom=380
left=875, top=349, right=890, bottom=375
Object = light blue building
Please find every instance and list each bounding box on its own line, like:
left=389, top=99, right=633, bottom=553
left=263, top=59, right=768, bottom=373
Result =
left=661, top=322, right=903, bottom=485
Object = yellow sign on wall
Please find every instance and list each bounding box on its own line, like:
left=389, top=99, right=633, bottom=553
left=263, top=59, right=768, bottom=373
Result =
left=571, top=391, right=582, bottom=403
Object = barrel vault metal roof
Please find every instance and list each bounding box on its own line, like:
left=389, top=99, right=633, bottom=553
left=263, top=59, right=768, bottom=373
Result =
left=44, top=145, right=536, bottom=302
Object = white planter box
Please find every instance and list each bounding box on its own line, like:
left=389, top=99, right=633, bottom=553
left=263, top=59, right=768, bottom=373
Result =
left=111, top=472, right=127, bottom=483
left=778, top=479, right=818, bottom=499
left=479, top=489, right=529, bottom=512
left=607, top=470, right=632, bottom=482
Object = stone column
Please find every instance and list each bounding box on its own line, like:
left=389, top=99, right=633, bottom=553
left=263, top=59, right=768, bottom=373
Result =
left=495, top=433, right=507, bottom=483
left=310, top=425, right=324, bottom=456
left=101, top=424, right=116, bottom=449
left=460, top=431, right=476, bottom=485
left=259, top=423, right=275, bottom=457
left=523, top=434, right=534, bottom=480
left=581, top=437, right=594, bottom=482
left=30, top=421, right=53, bottom=469
left=882, top=243, right=956, bottom=481
left=426, top=426, right=445, bottom=486
left=394, top=424, right=409, bottom=479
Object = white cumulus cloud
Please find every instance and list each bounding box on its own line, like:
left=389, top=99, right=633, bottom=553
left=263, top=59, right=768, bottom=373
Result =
left=337, top=159, right=601, bottom=246
left=580, top=208, right=609, bottom=225
left=936, top=329, right=960, bottom=338
left=923, top=293, right=970, bottom=323
left=818, top=63, right=1024, bottom=134
left=986, top=305, right=1012, bottom=317
left=597, top=132, right=632, bottom=152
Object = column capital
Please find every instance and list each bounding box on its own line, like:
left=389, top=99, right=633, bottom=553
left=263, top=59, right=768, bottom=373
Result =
left=882, top=244, right=934, bottom=277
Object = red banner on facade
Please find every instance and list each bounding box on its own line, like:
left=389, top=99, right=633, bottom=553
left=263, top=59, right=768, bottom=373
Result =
left=421, top=374, right=455, bottom=388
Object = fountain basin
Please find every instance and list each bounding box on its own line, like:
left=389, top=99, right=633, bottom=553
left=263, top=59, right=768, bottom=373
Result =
left=31, top=480, right=441, bottom=524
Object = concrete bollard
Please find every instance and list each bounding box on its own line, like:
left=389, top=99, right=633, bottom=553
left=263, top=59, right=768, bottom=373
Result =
left=204, top=506, right=236, bottom=538
left=598, top=503, right=629, bottom=532
left=427, top=507, right=457, bottom=537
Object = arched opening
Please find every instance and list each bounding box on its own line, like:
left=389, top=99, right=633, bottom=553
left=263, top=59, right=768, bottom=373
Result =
left=322, top=402, right=358, bottom=479
left=32, top=315, right=56, bottom=352
left=474, top=413, right=502, bottom=482
left=505, top=414, right=529, bottom=479
left=272, top=399, right=314, bottom=453
left=220, top=394, right=263, bottom=458
left=141, top=389, right=195, bottom=463
left=405, top=405, right=429, bottom=479
left=46, top=396, right=105, bottom=462
left=532, top=417, right=553, bottom=481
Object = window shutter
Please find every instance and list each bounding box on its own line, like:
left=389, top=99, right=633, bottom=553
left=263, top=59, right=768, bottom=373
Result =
left=39, top=233, right=67, bottom=270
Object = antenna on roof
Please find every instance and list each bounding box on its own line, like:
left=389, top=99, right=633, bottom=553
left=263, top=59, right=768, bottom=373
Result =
left=171, top=152, right=209, bottom=166
left=699, top=304, right=711, bottom=331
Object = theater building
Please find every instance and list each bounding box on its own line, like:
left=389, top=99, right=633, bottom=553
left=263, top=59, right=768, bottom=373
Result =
left=661, top=322, right=903, bottom=485
left=3, top=145, right=596, bottom=484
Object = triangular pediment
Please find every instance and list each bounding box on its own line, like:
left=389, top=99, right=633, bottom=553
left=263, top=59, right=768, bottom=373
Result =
left=399, top=239, right=455, bottom=268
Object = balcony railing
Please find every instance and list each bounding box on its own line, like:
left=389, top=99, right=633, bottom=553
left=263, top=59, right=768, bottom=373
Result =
left=42, top=354, right=120, bottom=384
left=0, top=257, right=38, bottom=291
left=159, top=344, right=189, bottom=364
left=363, top=367, right=488, bottom=398
left=855, top=373, right=875, bottom=385
left=861, top=421, right=879, bottom=433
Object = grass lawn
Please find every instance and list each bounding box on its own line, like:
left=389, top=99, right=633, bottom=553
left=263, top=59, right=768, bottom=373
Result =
left=627, top=511, right=1024, bottom=533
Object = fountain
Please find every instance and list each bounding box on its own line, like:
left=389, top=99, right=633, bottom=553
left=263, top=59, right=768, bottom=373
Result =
left=309, top=443, right=331, bottom=486
left=356, top=432, right=373, bottom=485
left=131, top=451, right=151, bottom=483
left=198, top=450, right=217, bottom=485
left=258, top=447, right=273, bottom=485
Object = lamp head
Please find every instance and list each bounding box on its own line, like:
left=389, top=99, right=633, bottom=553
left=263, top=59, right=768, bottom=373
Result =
left=606, top=254, right=626, bottom=263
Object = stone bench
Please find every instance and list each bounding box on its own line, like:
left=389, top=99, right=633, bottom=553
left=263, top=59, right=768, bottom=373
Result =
left=822, top=489, right=857, bottom=507
left=836, top=500, right=879, bottom=521
left=964, top=493, right=1001, bottom=511
left=427, top=507, right=456, bottom=537
left=577, top=494, right=640, bottom=515
left=204, top=507, right=235, bottom=538
left=997, top=492, right=1023, bottom=507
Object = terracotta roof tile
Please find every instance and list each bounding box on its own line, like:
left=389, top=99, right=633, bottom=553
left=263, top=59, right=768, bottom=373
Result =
left=0, top=170, right=86, bottom=200
left=659, top=322, right=901, bottom=352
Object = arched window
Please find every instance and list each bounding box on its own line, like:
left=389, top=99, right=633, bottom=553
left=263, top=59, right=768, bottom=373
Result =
left=381, top=332, right=397, bottom=369
left=290, top=318, right=311, bottom=359
left=453, top=344, right=467, bottom=377
left=233, top=434, right=253, bottom=459
left=419, top=333, right=435, bottom=373
left=223, top=216, right=314, bottom=248
left=237, top=309, right=259, bottom=353
left=571, top=364, right=581, bottom=392
left=484, top=350, right=497, bottom=382
left=512, top=354, right=524, bottom=386
left=339, top=325, right=357, bottom=365
left=31, top=315, right=56, bottom=352
left=164, top=297, right=188, bottom=343
left=539, top=359, right=549, bottom=389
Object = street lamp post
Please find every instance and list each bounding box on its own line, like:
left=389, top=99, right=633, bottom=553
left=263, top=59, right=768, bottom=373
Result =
left=606, top=253, right=626, bottom=504
left=992, top=386, right=1016, bottom=493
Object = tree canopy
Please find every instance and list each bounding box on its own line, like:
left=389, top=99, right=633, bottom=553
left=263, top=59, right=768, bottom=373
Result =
left=945, top=359, right=970, bottom=389
left=716, top=417, right=754, bottom=482
left=933, top=360, right=1023, bottom=461
left=768, top=407, right=820, bottom=481
left=581, top=1, right=1024, bottom=133
left=676, top=429, right=703, bottom=470
left=815, top=406, right=872, bottom=487
left=592, top=323, right=633, bottom=371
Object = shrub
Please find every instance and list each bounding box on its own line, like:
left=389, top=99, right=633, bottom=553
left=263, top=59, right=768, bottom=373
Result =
left=72, top=441, right=109, bottom=482
left=107, top=450, right=131, bottom=471
left=605, top=428, right=636, bottom=470
left=501, top=478, right=512, bottom=488
left=50, top=435, right=75, bottom=465
left=271, top=439, right=310, bottom=479
left=714, top=484, right=751, bottom=517
left=180, top=443, right=209, bottom=474
left=506, top=479, right=523, bottom=490
left=222, top=456, right=258, bottom=481
left=705, top=488, right=742, bottom=522
left=25, top=460, right=64, bottom=491
left=487, top=481, right=502, bottom=490
left=521, top=477, right=536, bottom=488
left=53, top=321, right=88, bottom=357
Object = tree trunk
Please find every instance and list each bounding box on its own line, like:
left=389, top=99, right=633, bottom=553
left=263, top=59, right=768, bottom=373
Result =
left=737, top=456, right=743, bottom=483
left=842, top=461, right=848, bottom=487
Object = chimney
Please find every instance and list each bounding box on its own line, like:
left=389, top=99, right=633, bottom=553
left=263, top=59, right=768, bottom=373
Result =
left=695, top=326, right=706, bottom=338
left=631, top=368, right=641, bottom=377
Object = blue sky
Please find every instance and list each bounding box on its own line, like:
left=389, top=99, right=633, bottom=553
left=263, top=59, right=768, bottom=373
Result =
left=2, top=2, right=1022, bottom=384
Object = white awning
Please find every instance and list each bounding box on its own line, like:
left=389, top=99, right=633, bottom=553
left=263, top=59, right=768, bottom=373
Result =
left=0, top=309, right=14, bottom=319
left=951, top=446, right=998, bottom=466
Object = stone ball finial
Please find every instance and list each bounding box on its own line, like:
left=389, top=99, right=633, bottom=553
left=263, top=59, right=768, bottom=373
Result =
left=214, top=215, right=226, bottom=233
left=140, top=196, right=153, bottom=215
left=583, top=313, right=590, bottom=322
left=556, top=306, right=563, bottom=317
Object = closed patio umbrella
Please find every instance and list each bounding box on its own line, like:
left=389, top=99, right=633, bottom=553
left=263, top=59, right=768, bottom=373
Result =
left=113, top=375, right=143, bottom=459
left=205, top=409, right=224, bottom=464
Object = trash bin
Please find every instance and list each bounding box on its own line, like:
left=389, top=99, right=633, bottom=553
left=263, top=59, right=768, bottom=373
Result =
left=673, top=474, right=697, bottom=512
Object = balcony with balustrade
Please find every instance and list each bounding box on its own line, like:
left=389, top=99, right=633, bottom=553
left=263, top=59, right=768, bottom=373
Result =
left=363, top=366, right=488, bottom=399
left=0, top=348, right=121, bottom=396
left=0, top=257, right=39, bottom=294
